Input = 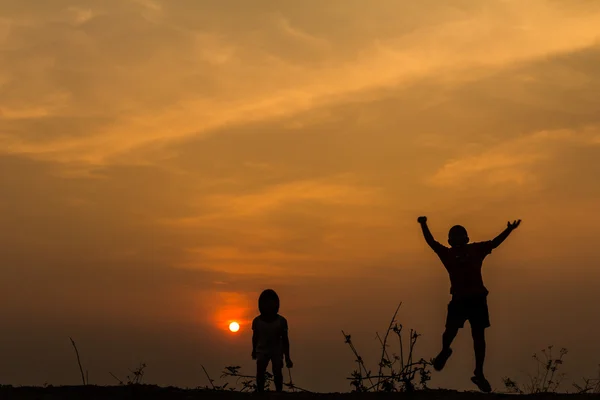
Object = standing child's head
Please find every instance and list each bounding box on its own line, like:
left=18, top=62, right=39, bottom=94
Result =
left=258, top=289, right=280, bottom=317
left=448, top=225, right=469, bottom=247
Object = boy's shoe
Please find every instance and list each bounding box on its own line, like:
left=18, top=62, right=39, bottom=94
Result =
left=433, top=348, right=453, bottom=371
left=471, top=375, right=492, bottom=393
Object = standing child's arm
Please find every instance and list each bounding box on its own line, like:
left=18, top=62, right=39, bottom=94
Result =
left=418, top=216, right=446, bottom=253
left=491, top=219, right=521, bottom=249
left=282, top=318, right=293, bottom=368
left=251, top=319, right=258, bottom=360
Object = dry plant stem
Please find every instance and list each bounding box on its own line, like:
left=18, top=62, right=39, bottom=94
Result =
left=376, top=333, right=394, bottom=378
left=69, top=337, right=86, bottom=385
left=342, top=330, right=375, bottom=389
left=398, top=328, right=420, bottom=385
left=201, top=365, right=216, bottom=389
left=400, top=338, right=404, bottom=370
left=394, top=330, right=407, bottom=371
left=109, top=372, right=124, bottom=385
left=408, top=330, right=416, bottom=368
left=376, top=302, right=402, bottom=391
left=549, top=349, right=566, bottom=392
left=541, top=351, right=550, bottom=392
left=407, top=330, right=418, bottom=380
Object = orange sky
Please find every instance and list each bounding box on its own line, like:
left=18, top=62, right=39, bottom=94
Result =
left=1, top=0, right=600, bottom=393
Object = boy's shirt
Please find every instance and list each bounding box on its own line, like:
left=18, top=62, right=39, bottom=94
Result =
left=252, top=314, right=288, bottom=355
left=430, top=241, right=494, bottom=297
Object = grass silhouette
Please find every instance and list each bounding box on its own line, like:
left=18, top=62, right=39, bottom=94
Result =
left=502, top=346, right=600, bottom=395
left=502, top=345, right=568, bottom=394
left=573, top=366, right=600, bottom=394
left=199, top=302, right=430, bottom=393
left=109, top=363, right=148, bottom=386
left=1, top=302, right=599, bottom=398
left=198, top=303, right=600, bottom=395
left=69, top=337, right=88, bottom=386
left=341, top=302, right=432, bottom=392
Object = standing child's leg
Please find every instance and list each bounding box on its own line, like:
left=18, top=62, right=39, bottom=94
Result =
left=256, top=356, right=269, bottom=392
left=272, top=355, right=284, bottom=392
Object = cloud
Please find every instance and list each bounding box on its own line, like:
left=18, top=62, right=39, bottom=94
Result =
left=427, top=128, right=600, bottom=188
left=274, top=14, right=329, bottom=49
left=65, top=6, right=97, bottom=25
left=202, top=177, right=383, bottom=217
left=2, top=2, right=600, bottom=390
left=2, top=0, right=600, bottom=164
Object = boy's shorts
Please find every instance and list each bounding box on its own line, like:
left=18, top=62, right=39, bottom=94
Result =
left=446, top=294, right=490, bottom=329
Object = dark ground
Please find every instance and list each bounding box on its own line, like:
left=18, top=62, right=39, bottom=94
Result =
left=0, top=386, right=598, bottom=400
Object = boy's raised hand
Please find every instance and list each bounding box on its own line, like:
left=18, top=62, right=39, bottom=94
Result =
left=507, top=220, right=521, bottom=231
left=417, top=216, right=427, bottom=224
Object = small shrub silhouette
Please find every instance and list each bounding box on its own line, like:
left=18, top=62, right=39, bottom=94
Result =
left=342, top=302, right=432, bottom=392
left=502, top=345, right=568, bottom=394
left=573, top=365, right=600, bottom=394
left=109, top=362, right=147, bottom=385
left=200, top=364, right=310, bottom=392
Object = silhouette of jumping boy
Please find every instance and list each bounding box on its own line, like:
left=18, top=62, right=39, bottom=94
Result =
left=252, top=289, right=293, bottom=392
left=417, top=216, right=521, bottom=393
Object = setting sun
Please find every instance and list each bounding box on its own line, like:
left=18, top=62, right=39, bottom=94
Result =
left=229, top=322, right=240, bottom=333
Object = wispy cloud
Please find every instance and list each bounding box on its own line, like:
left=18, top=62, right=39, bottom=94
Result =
left=2, top=1, right=600, bottom=391
left=2, top=1, right=600, bottom=164
left=428, top=127, right=600, bottom=188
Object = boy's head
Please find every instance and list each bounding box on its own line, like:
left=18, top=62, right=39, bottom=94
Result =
left=258, top=289, right=280, bottom=316
left=448, top=225, right=469, bottom=247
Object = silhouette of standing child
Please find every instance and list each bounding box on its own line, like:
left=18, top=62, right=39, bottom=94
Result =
left=252, top=289, right=293, bottom=392
left=417, top=216, right=521, bottom=393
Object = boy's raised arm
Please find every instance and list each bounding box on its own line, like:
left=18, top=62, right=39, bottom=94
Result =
left=491, top=219, right=521, bottom=249
left=418, top=216, right=444, bottom=252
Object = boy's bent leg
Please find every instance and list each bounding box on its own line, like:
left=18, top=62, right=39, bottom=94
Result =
left=442, top=326, right=459, bottom=350
left=434, top=298, right=465, bottom=371
left=434, top=327, right=458, bottom=371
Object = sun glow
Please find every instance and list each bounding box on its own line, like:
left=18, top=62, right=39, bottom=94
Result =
left=229, top=321, right=240, bottom=332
